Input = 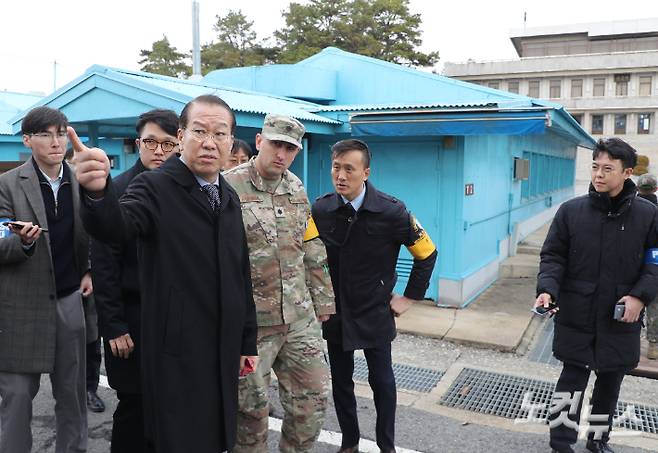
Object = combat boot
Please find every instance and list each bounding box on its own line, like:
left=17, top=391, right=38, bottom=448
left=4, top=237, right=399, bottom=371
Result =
left=648, top=341, right=658, bottom=360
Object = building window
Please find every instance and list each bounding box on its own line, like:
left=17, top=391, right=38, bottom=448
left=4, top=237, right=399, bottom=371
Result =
left=507, top=80, right=519, bottom=94
left=614, top=114, right=627, bottom=134
left=614, top=74, right=630, bottom=96
left=571, top=79, right=583, bottom=98
left=639, top=75, right=653, bottom=96
left=591, top=114, right=604, bottom=134
left=572, top=114, right=583, bottom=125
left=593, top=78, right=606, bottom=97
left=638, top=113, right=652, bottom=134
left=528, top=80, right=540, bottom=98
left=488, top=81, right=500, bottom=90
left=549, top=80, right=561, bottom=98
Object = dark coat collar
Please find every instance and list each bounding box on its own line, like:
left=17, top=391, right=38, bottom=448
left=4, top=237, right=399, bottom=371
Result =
left=30, top=157, right=70, bottom=184
left=132, top=157, right=147, bottom=175
left=326, top=180, right=385, bottom=213
left=588, top=178, right=637, bottom=216
left=160, top=154, right=238, bottom=212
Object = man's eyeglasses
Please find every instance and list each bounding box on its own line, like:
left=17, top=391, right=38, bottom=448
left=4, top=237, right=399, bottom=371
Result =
left=185, top=128, right=232, bottom=144
left=140, top=138, right=178, bottom=153
left=30, top=131, right=67, bottom=140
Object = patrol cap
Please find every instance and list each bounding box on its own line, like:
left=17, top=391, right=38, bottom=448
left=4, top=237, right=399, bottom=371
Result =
left=260, top=114, right=305, bottom=149
left=638, top=173, right=658, bottom=190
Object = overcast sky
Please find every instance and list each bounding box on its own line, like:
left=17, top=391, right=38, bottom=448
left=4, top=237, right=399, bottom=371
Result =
left=3, top=0, right=658, bottom=95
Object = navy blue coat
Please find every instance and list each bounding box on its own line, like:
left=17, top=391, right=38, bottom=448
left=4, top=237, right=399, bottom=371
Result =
left=537, top=180, right=658, bottom=372
left=312, top=181, right=437, bottom=351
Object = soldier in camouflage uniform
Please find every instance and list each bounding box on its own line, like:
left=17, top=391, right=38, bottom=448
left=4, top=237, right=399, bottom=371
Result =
left=223, top=114, right=335, bottom=453
left=637, top=173, right=658, bottom=359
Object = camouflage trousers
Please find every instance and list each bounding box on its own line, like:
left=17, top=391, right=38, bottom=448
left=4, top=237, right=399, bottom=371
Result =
left=234, top=315, right=329, bottom=453
left=647, top=300, right=658, bottom=343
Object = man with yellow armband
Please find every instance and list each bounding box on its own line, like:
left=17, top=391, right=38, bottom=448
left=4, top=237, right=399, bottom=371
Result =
left=312, top=139, right=438, bottom=453
left=223, top=114, right=335, bottom=453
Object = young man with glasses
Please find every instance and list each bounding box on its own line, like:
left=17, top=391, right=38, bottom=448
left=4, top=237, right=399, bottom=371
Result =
left=90, top=109, right=178, bottom=452
left=0, top=106, right=93, bottom=453
left=536, top=138, right=658, bottom=453
left=73, top=95, right=258, bottom=453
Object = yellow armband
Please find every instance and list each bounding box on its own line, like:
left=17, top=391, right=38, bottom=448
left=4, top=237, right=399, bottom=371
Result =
left=304, top=215, right=320, bottom=242
left=406, top=215, right=436, bottom=260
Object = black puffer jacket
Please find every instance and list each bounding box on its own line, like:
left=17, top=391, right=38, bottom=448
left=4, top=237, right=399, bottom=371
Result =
left=537, top=179, right=658, bottom=372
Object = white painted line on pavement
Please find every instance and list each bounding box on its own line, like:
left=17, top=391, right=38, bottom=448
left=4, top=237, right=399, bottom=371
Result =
left=99, top=378, right=422, bottom=453
left=268, top=417, right=423, bottom=453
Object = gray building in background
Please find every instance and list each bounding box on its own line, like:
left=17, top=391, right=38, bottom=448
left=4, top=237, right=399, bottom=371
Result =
left=444, top=18, right=658, bottom=179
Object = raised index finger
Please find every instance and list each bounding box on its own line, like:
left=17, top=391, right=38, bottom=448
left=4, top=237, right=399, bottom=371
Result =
left=67, top=126, right=89, bottom=153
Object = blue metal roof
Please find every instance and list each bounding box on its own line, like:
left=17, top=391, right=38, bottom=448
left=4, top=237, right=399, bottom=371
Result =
left=0, top=91, right=43, bottom=135
left=310, top=100, right=507, bottom=112
left=106, top=67, right=339, bottom=125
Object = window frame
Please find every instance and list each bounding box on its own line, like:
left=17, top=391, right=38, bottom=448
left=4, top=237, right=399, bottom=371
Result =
left=571, top=79, right=583, bottom=98
left=591, top=114, right=604, bottom=134
left=593, top=78, right=606, bottom=97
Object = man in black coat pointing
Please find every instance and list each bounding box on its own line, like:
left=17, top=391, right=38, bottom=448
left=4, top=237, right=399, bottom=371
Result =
left=72, top=95, right=258, bottom=453
left=535, top=138, right=658, bottom=453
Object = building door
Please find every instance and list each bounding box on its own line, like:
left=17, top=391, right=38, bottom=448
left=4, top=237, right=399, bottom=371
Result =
left=364, top=139, right=442, bottom=301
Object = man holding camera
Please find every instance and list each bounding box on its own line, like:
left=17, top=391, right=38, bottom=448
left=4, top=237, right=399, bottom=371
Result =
left=535, top=138, right=658, bottom=453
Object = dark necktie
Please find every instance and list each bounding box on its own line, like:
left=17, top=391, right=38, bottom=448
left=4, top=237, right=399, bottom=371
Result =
left=201, top=184, right=220, bottom=213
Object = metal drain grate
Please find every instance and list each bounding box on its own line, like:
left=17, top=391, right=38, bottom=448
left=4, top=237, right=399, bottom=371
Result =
left=439, top=368, right=658, bottom=434
left=440, top=367, right=555, bottom=419
left=352, top=357, right=444, bottom=392
left=527, top=320, right=561, bottom=367
left=616, top=401, right=658, bottom=434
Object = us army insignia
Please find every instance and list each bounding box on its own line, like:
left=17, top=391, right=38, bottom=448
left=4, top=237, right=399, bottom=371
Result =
left=275, top=206, right=286, bottom=218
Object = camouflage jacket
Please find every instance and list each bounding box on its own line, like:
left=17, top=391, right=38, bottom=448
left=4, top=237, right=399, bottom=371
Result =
left=223, top=159, right=335, bottom=327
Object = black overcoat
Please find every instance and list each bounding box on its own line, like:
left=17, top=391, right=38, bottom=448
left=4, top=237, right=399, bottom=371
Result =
left=312, top=181, right=436, bottom=351
left=81, top=156, right=257, bottom=453
left=537, top=180, right=658, bottom=372
left=91, top=159, right=147, bottom=393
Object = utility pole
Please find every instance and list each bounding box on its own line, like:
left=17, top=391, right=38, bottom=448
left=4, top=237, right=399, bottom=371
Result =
left=53, top=60, right=57, bottom=91
left=192, top=1, right=201, bottom=78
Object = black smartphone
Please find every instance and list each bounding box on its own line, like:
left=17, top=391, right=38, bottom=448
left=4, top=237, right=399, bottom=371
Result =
left=532, top=302, right=558, bottom=316
left=2, top=222, right=48, bottom=233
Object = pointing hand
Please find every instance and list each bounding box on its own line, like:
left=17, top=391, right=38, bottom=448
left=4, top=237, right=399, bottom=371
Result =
left=68, top=126, right=110, bottom=196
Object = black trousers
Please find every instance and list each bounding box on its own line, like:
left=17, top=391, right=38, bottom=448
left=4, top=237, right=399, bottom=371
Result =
left=549, top=362, right=625, bottom=450
left=327, top=341, right=396, bottom=451
left=86, top=338, right=102, bottom=392
left=111, top=392, right=146, bottom=453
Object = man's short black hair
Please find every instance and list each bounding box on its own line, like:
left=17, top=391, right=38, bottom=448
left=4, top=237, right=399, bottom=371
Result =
left=231, top=138, right=253, bottom=157
left=21, top=106, right=68, bottom=135
left=592, top=138, right=638, bottom=169
left=136, top=109, right=179, bottom=137
left=179, top=94, right=236, bottom=134
left=331, top=139, right=371, bottom=168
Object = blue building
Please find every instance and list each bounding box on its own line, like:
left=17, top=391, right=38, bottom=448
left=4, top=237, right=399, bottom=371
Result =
left=0, top=47, right=595, bottom=307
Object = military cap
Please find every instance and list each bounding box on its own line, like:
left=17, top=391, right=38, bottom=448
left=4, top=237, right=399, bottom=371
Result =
left=638, top=173, right=658, bottom=190
left=261, top=114, right=305, bottom=149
